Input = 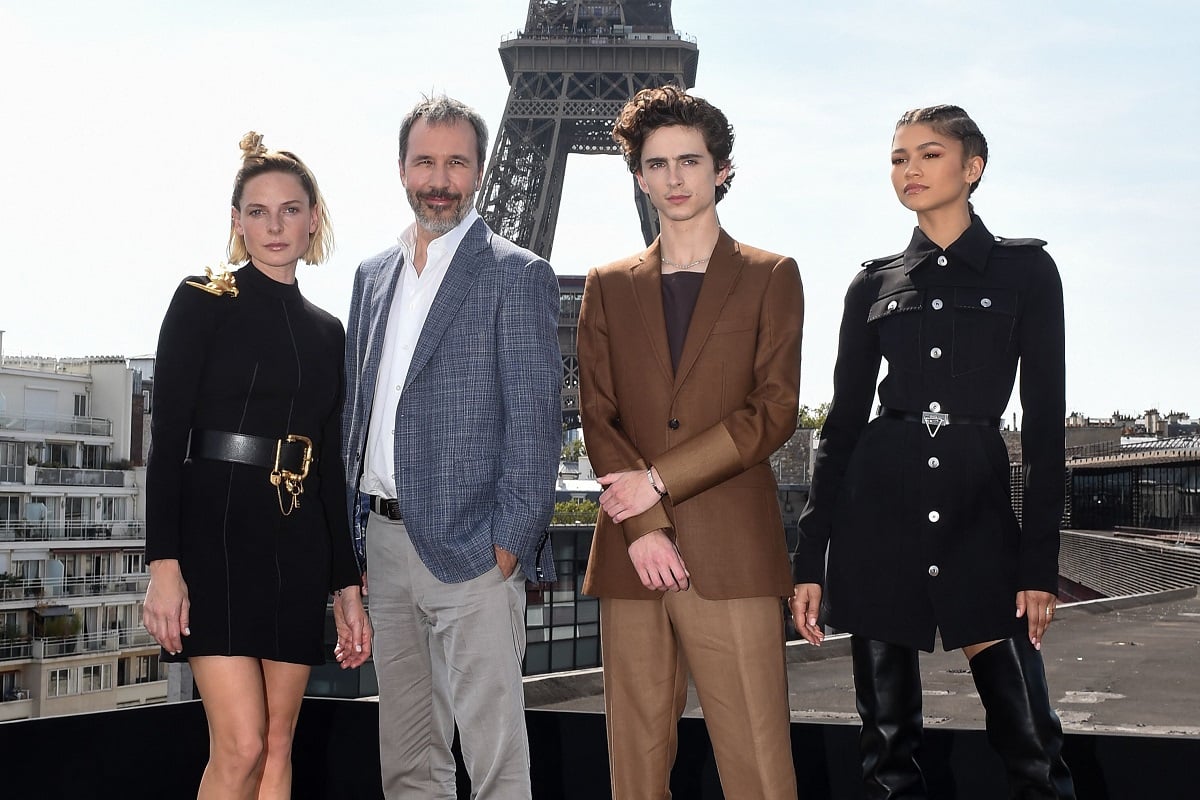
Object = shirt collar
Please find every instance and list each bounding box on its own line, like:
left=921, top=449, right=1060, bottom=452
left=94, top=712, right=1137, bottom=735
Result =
left=902, top=214, right=996, bottom=275
left=398, top=207, right=481, bottom=266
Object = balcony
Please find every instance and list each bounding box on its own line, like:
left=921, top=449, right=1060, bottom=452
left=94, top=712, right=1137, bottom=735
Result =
left=0, top=412, right=112, bottom=437
left=0, top=519, right=145, bottom=543
left=34, top=466, right=128, bottom=487
left=1, top=572, right=149, bottom=604
left=29, top=627, right=155, bottom=660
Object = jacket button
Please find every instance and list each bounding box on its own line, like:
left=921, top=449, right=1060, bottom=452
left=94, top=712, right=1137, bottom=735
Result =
left=931, top=298, right=944, bottom=310
left=929, top=347, right=943, bottom=359
left=668, top=418, right=680, bottom=429
left=887, top=299, right=899, bottom=311
left=928, top=565, right=940, bottom=577
left=928, top=510, right=941, bottom=522
left=928, top=457, right=940, bottom=468
left=981, top=297, right=993, bottom=308
left=936, top=255, right=948, bottom=267
left=928, top=401, right=942, bottom=412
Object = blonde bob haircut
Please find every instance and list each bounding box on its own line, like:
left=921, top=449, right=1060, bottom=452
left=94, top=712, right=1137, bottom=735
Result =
left=227, top=131, right=334, bottom=265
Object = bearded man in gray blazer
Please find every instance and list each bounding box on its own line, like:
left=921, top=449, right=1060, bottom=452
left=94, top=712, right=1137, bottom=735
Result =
left=341, top=95, right=560, bottom=799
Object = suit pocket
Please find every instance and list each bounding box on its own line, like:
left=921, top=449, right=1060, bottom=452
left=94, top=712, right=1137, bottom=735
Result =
left=711, top=315, right=756, bottom=334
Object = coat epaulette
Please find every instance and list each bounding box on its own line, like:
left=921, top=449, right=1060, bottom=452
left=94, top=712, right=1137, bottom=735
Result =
left=993, top=236, right=1048, bottom=248
left=861, top=252, right=904, bottom=271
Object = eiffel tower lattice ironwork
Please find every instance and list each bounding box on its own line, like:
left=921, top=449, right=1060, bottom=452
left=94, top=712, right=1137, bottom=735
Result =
left=477, top=2, right=699, bottom=427
left=477, top=1, right=699, bottom=260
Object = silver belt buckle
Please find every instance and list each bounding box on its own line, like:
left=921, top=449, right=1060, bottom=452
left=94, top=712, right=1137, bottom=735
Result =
left=921, top=411, right=949, bottom=438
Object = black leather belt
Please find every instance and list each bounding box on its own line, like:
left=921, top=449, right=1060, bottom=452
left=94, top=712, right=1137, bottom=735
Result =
left=369, top=495, right=403, bottom=521
left=881, top=407, right=1001, bottom=430
left=188, top=429, right=314, bottom=474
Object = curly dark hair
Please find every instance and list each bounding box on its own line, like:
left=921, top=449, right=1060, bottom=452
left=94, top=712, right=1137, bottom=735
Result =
left=896, top=105, right=989, bottom=195
left=612, top=85, right=735, bottom=203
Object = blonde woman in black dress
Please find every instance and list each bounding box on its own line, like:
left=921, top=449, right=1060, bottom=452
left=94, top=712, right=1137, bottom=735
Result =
left=144, top=133, right=370, bottom=799
left=792, top=106, right=1075, bottom=799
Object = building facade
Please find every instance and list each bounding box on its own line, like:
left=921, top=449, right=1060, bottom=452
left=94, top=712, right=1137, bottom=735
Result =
left=0, top=350, right=161, bottom=720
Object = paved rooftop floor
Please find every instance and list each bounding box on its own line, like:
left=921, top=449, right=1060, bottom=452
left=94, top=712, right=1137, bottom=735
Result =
left=525, top=586, right=1200, bottom=738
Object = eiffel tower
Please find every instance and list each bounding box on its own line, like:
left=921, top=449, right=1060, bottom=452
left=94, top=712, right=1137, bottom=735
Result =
left=477, top=2, right=699, bottom=427
left=477, top=1, right=699, bottom=259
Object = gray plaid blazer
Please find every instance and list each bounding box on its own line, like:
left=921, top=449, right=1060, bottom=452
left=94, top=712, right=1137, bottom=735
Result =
left=341, top=218, right=560, bottom=583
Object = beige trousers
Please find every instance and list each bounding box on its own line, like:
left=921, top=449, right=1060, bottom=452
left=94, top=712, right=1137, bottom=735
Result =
left=600, top=591, right=798, bottom=800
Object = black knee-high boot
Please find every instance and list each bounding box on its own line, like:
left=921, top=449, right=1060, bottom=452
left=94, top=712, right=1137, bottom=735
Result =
left=852, top=636, right=928, bottom=799
left=969, top=637, right=1076, bottom=799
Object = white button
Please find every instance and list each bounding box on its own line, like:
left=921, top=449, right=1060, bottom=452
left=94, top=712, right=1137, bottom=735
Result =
left=929, top=401, right=942, bottom=412
left=928, top=565, right=940, bottom=577
left=936, top=255, right=948, bottom=267
left=928, top=457, right=940, bottom=468
left=395, top=385, right=402, bottom=391
left=928, top=510, right=941, bottom=522
left=994, top=235, right=1002, bottom=242
left=930, top=347, right=942, bottom=359
left=981, top=297, right=993, bottom=308
left=931, top=298, right=944, bottom=310
left=887, top=300, right=898, bottom=311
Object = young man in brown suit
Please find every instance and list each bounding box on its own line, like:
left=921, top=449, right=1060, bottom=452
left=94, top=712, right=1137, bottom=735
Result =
left=577, top=85, right=804, bottom=799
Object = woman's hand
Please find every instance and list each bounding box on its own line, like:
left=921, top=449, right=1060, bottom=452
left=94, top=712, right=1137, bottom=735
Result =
left=333, top=585, right=372, bottom=669
left=143, top=559, right=190, bottom=655
left=1016, top=589, right=1058, bottom=650
left=789, top=583, right=825, bottom=646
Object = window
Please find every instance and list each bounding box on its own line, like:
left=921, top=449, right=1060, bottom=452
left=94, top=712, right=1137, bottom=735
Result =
left=1, top=670, right=19, bottom=701
left=103, top=496, right=128, bottom=521
left=80, top=664, right=112, bottom=693
left=74, top=393, right=88, bottom=417
left=121, top=553, right=144, bottom=575
left=45, top=442, right=74, bottom=468
left=0, top=443, right=24, bottom=482
left=118, top=654, right=159, bottom=686
left=47, top=668, right=75, bottom=698
left=0, top=495, right=21, bottom=521
left=82, top=445, right=105, bottom=469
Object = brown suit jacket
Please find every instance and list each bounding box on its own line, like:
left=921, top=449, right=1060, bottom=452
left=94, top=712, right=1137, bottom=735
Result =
left=578, top=230, right=804, bottom=600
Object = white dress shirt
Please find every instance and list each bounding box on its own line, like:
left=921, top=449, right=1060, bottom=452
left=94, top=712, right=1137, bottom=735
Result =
left=360, top=208, right=481, bottom=498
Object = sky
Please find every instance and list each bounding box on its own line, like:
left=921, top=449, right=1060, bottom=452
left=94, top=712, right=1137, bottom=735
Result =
left=0, top=0, right=1196, bottom=423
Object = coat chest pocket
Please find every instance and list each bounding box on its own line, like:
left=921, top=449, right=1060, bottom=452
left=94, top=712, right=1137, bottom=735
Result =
left=951, top=288, right=1017, bottom=375
left=867, top=288, right=923, bottom=373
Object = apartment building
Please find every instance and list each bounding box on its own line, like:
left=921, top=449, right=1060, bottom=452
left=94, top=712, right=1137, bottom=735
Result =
left=0, top=342, right=162, bottom=720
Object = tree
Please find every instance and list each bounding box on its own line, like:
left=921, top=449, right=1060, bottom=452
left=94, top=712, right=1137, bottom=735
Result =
left=798, top=402, right=831, bottom=430
left=552, top=498, right=599, bottom=525
left=561, top=439, right=587, bottom=461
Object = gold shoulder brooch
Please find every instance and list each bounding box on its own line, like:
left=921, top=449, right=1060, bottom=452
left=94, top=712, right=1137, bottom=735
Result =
left=185, top=265, right=240, bottom=298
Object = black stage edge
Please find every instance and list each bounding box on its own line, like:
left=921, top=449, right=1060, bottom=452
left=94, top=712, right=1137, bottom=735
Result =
left=0, top=700, right=1194, bottom=798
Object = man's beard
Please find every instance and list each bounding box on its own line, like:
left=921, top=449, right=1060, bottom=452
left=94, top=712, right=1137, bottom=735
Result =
left=408, top=188, right=475, bottom=235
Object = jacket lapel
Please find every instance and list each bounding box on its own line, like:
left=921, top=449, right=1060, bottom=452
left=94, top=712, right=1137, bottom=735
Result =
left=363, top=248, right=406, bottom=407
left=630, top=239, right=674, bottom=386
left=672, top=230, right=742, bottom=394
left=404, top=219, right=488, bottom=391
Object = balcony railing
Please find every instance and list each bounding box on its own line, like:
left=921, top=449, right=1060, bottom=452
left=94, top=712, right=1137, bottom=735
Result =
left=31, top=627, right=156, bottom=659
left=0, top=412, right=112, bottom=437
left=0, top=519, right=145, bottom=542
left=0, top=572, right=149, bottom=602
left=0, top=638, right=32, bottom=662
left=34, top=466, right=128, bottom=487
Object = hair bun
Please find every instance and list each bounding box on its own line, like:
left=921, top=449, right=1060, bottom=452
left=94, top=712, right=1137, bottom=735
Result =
left=239, top=131, right=267, bottom=160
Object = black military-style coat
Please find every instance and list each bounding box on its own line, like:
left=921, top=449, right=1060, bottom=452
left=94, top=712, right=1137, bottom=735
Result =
left=794, top=215, right=1065, bottom=651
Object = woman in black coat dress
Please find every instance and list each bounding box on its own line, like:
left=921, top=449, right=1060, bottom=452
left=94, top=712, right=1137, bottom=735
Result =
left=143, top=133, right=371, bottom=799
left=791, top=106, right=1075, bottom=799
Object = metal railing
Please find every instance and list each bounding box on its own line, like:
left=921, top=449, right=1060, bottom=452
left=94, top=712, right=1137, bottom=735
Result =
left=0, top=519, right=145, bottom=542
left=0, top=413, right=112, bottom=437
left=34, top=467, right=128, bottom=487
left=31, top=627, right=156, bottom=660
left=0, top=572, right=149, bottom=602
left=0, top=638, right=32, bottom=662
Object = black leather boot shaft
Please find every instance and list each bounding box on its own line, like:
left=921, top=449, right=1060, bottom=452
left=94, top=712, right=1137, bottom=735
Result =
left=852, top=636, right=929, bottom=800
left=969, top=638, right=1077, bottom=799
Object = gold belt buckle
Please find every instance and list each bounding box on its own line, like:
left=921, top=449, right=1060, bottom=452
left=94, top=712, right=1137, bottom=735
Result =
left=921, top=412, right=949, bottom=438
left=270, top=434, right=313, bottom=515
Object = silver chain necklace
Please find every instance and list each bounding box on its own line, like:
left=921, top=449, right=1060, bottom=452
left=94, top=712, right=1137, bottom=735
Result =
left=661, top=255, right=711, bottom=271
